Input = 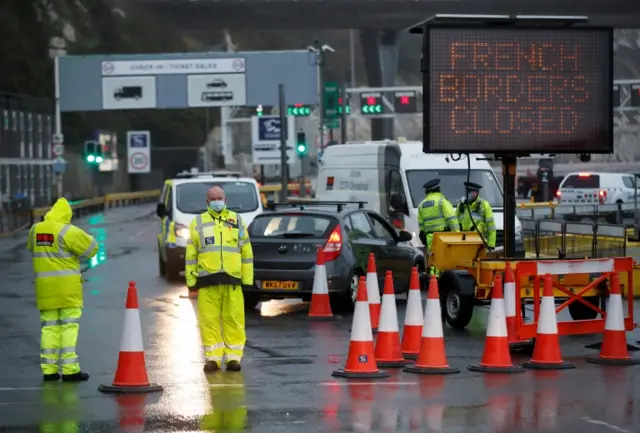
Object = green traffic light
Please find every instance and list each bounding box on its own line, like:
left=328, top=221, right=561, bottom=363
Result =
left=87, top=155, right=95, bottom=163
left=297, top=144, right=306, bottom=153
left=96, top=156, right=104, bottom=163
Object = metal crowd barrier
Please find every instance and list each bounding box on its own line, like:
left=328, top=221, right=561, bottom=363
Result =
left=516, top=201, right=639, bottom=224
left=520, top=218, right=627, bottom=259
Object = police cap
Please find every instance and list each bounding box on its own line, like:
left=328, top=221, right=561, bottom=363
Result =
left=464, top=181, right=482, bottom=192
left=423, top=179, right=440, bottom=192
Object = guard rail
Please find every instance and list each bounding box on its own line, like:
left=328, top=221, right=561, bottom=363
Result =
left=516, top=201, right=639, bottom=223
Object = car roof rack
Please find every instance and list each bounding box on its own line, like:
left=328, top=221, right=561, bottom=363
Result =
left=176, top=170, right=243, bottom=179
left=266, top=200, right=367, bottom=212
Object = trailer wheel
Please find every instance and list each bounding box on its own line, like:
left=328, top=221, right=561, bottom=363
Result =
left=568, top=296, right=599, bottom=321
left=438, top=270, right=476, bottom=330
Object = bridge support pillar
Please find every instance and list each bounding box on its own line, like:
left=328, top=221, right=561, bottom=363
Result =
left=360, top=29, right=399, bottom=140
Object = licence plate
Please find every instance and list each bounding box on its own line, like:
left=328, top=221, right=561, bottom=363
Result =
left=262, top=280, right=299, bottom=290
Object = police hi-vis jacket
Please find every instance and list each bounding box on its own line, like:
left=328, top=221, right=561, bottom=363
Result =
left=185, top=208, right=253, bottom=288
left=27, top=198, right=98, bottom=311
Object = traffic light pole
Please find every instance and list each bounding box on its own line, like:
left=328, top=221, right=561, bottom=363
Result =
left=278, top=83, right=288, bottom=203
left=315, top=40, right=326, bottom=154
left=54, top=56, right=64, bottom=200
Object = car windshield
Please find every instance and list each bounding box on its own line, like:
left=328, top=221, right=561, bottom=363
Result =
left=176, top=181, right=259, bottom=214
left=250, top=214, right=335, bottom=238
left=405, top=169, right=504, bottom=208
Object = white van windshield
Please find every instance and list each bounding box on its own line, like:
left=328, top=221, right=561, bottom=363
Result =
left=405, top=169, right=504, bottom=209
left=176, top=181, right=259, bottom=214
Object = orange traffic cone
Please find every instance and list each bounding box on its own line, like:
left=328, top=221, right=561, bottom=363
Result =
left=332, top=276, right=390, bottom=379
left=401, top=267, right=423, bottom=360
left=404, top=275, right=459, bottom=375
left=468, top=273, right=525, bottom=373
left=375, top=271, right=410, bottom=367
left=308, top=247, right=335, bottom=320
left=366, top=253, right=381, bottom=332
left=99, top=282, right=164, bottom=393
left=504, top=262, right=528, bottom=345
left=522, top=274, right=575, bottom=370
left=587, top=271, right=640, bottom=365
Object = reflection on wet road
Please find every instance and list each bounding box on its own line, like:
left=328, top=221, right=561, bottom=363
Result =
left=0, top=205, right=639, bottom=432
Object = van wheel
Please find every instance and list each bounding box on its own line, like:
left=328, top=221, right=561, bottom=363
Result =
left=438, top=270, right=476, bottom=330
left=331, top=271, right=360, bottom=313
left=568, top=296, right=600, bottom=321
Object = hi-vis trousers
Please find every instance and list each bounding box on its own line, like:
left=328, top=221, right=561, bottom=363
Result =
left=197, top=285, right=246, bottom=364
left=40, top=308, right=82, bottom=375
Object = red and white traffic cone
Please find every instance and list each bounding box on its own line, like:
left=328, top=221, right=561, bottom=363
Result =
left=332, top=276, right=390, bottom=379
left=99, top=282, right=164, bottom=393
left=468, top=274, right=525, bottom=373
left=587, top=271, right=640, bottom=365
left=366, top=253, right=381, bottom=332
left=308, top=247, right=335, bottom=320
left=404, top=275, right=459, bottom=375
left=401, top=267, right=423, bottom=360
left=522, top=274, right=575, bottom=370
left=375, top=271, right=410, bottom=367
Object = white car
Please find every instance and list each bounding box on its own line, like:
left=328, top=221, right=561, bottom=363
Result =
left=557, top=172, right=638, bottom=206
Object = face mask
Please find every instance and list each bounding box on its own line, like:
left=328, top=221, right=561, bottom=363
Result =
left=209, top=200, right=225, bottom=212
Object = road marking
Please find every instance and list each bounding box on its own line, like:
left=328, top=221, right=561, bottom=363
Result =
left=129, top=224, right=155, bottom=241
left=0, top=387, right=44, bottom=391
left=580, top=417, right=635, bottom=433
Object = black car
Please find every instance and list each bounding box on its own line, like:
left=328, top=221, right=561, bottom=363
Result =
left=244, top=201, right=425, bottom=311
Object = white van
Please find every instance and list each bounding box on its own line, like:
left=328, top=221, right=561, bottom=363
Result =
left=315, top=140, right=525, bottom=256
left=557, top=172, right=638, bottom=206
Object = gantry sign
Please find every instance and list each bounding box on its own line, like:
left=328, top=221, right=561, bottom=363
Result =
left=57, top=51, right=318, bottom=111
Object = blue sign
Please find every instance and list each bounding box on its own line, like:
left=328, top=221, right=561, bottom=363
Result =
left=257, top=116, right=287, bottom=141
left=52, top=157, right=67, bottom=174
left=129, top=132, right=149, bottom=148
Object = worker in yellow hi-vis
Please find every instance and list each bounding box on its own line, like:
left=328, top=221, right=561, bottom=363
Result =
left=28, top=198, right=98, bottom=382
left=185, top=186, right=254, bottom=372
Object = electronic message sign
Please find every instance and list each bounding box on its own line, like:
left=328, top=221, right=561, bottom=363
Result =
left=426, top=28, right=613, bottom=154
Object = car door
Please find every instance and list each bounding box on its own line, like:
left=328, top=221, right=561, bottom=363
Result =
left=345, top=211, right=387, bottom=287
left=367, top=211, right=415, bottom=291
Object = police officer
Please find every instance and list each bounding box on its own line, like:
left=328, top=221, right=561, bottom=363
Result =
left=27, top=197, right=98, bottom=382
left=185, top=185, right=254, bottom=372
left=456, top=181, right=497, bottom=249
left=417, top=179, right=460, bottom=275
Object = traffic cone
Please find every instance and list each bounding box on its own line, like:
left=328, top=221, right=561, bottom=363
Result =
left=308, top=247, right=335, bottom=320
left=468, top=273, right=525, bottom=373
left=99, top=282, right=164, bottom=393
left=375, top=271, right=410, bottom=367
left=522, top=274, right=575, bottom=370
left=587, top=271, right=640, bottom=365
left=401, top=267, right=423, bottom=360
left=332, top=276, right=390, bottom=379
left=366, top=253, right=381, bottom=332
left=503, top=262, right=529, bottom=346
left=404, top=275, right=459, bottom=375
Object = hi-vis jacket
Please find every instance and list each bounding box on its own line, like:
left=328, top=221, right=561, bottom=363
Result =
left=185, top=208, right=253, bottom=288
left=417, top=192, right=460, bottom=234
left=27, top=198, right=98, bottom=311
left=456, top=197, right=497, bottom=248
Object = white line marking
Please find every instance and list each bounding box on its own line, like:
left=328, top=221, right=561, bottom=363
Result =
left=581, top=417, right=635, bottom=433
left=318, top=381, right=418, bottom=387
left=129, top=224, right=154, bottom=241
left=0, top=387, right=44, bottom=391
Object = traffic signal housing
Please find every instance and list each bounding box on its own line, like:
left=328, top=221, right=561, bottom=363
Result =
left=84, top=140, right=104, bottom=164
left=296, top=132, right=307, bottom=158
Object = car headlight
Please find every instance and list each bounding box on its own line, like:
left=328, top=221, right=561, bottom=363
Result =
left=175, top=223, right=190, bottom=240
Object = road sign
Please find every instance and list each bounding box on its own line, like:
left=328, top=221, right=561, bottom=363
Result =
left=52, top=143, right=64, bottom=157
left=59, top=51, right=318, bottom=111
left=52, top=156, right=67, bottom=174
left=251, top=115, right=295, bottom=165
left=187, top=73, right=247, bottom=108
left=362, top=104, right=383, bottom=114
left=52, top=134, right=64, bottom=144
left=323, top=82, right=340, bottom=120
left=126, top=131, right=151, bottom=174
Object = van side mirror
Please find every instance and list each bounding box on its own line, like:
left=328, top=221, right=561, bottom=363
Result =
left=390, top=193, right=406, bottom=211
left=156, top=203, right=166, bottom=218
left=398, top=230, right=412, bottom=242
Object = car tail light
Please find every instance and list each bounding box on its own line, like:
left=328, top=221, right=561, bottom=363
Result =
left=599, top=190, right=607, bottom=204
left=324, top=225, right=342, bottom=261
left=578, top=173, right=591, bottom=178
left=556, top=190, right=561, bottom=202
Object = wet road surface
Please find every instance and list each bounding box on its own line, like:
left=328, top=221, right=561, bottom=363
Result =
left=1, top=209, right=640, bottom=432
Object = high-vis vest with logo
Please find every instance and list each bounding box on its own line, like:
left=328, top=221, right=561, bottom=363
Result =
left=185, top=208, right=253, bottom=288
left=456, top=197, right=497, bottom=248
left=27, top=198, right=98, bottom=311
left=417, top=192, right=460, bottom=234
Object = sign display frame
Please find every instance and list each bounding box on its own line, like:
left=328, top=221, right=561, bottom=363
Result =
left=250, top=115, right=295, bottom=165
left=126, top=130, right=151, bottom=174
left=422, top=23, right=614, bottom=155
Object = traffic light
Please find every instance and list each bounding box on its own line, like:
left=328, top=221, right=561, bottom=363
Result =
left=287, top=104, right=311, bottom=117
left=256, top=104, right=264, bottom=117
left=296, top=132, right=307, bottom=158
left=84, top=140, right=103, bottom=164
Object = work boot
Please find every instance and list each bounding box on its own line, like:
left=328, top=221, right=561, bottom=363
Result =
left=62, top=371, right=90, bottom=382
left=226, top=360, right=241, bottom=371
left=203, top=361, right=219, bottom=373
left=43, top=373, right=60, bottom=382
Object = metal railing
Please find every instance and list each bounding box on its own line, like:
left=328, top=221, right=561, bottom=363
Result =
left=520, top=218, right=627, bottom=259
left=516, top=201, right=639, bottom=223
